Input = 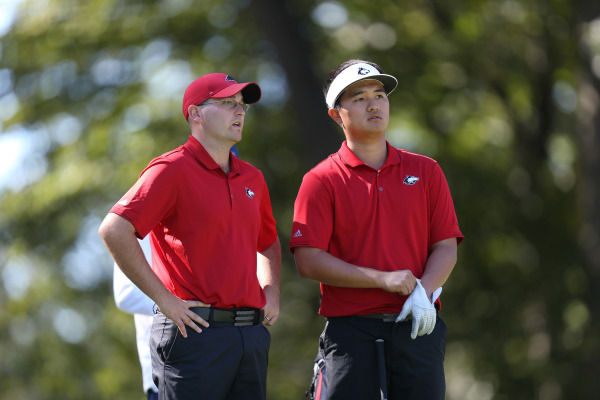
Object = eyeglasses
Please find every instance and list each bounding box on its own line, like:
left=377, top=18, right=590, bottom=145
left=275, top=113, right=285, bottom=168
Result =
left=198, top=99, right=249, bottom=112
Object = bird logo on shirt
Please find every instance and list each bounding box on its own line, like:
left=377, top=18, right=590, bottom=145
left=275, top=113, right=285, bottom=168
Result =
left=403, top=175, right=420, bottom=185
left=245, top=187, right=255, bottom=198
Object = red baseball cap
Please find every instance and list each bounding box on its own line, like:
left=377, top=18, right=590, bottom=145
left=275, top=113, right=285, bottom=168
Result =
left=182, top=73, right=262, bottom=120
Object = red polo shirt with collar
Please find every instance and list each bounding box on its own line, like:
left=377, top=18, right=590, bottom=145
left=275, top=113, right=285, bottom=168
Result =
left=110, top=135, right=277, bottom=309
left=290, top=141, right=463, bottom=317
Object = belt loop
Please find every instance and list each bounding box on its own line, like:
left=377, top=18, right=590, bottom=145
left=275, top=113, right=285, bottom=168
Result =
left=209, top=308, right=214, bottom=323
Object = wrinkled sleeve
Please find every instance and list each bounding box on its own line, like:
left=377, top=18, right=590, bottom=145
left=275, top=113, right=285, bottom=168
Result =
left=256, top=175, right=278, bottom=253
left=109, top=162, right=178, bottom=238
left=427, top=163, right=463, bottom=246
left=289, top=172, right=334, bottom=252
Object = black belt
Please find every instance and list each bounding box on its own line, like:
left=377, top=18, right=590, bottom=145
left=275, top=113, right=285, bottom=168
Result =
left=191, top=307, right=263, bottom=327
left=357, top=313, right=402, bottom=322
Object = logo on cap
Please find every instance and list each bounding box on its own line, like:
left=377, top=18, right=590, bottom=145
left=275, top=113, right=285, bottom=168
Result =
left=225, top=75, right=236, bottom=82
left=358, top=67, right=370, bottom=75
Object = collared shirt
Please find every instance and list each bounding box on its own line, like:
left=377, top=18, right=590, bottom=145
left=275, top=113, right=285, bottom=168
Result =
left=290, top=141, right=463, bottom=317
left=111, top=135, right=277, bottom=309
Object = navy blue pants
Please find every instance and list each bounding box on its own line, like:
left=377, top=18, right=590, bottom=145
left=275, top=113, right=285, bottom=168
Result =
left=150, top=312, right=270, bottom=400
left=317, top=316, right=446, bottom=400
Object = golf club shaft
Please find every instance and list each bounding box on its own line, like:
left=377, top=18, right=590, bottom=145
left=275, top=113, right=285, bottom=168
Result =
left=375, top=339, right=388, bottom=400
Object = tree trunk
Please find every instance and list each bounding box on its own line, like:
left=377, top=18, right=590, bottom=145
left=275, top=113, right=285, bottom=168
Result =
left=575, top=3, right=600, bottom=397
left=249, top=0, right=342, bottom=169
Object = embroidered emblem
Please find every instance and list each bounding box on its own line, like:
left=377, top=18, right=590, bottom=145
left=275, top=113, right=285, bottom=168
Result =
left=225, top=75, right=236, bottom=82
left=358, top=67, right=370, bottom=75
left=293, top=229, right=303, bottom=238
left=403, top=175, right=420, bottom=185
left=245, top=187, right=255, bottom=198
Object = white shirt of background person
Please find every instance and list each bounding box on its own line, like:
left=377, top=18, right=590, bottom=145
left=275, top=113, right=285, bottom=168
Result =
left=113, top=236, right=158, bottom=396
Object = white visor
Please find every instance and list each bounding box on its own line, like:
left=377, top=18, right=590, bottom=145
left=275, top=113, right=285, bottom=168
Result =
left=325, top=62, right=398, bottom=109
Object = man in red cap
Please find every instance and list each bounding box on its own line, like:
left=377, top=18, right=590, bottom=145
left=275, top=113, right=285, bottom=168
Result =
left=99, top=73, right=281, bottom=400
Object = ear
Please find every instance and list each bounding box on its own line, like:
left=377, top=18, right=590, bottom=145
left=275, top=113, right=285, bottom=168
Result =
left=188, top=104, right=201, bottom=121
left=328, top=108, right=343, bottom=127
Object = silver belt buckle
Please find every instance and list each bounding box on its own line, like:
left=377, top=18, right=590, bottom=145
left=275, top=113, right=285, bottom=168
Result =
left=381, top=313, right=398, bottom=322
left=233, top=309, right=257, bottom=326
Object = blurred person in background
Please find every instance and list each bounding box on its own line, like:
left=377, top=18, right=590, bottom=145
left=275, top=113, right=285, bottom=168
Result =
left=113, top=236, right=158, bottom=400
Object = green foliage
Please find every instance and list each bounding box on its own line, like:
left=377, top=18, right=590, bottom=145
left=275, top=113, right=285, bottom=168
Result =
left=1, top=0, right=598, bottom=399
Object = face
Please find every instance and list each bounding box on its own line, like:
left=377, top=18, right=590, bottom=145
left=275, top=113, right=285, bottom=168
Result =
left=329, top=79, right=389, bottom=140
left=189, top=92, right=247, bottom=146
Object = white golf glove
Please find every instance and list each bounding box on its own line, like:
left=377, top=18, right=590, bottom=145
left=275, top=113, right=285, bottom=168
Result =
left=396, top=279, right=437, bottom=339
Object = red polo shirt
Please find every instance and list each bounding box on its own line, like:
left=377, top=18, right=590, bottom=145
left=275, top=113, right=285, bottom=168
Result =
left=290, top=141, right=463, bottom=317
left=110, top=135, right=277, bottom=309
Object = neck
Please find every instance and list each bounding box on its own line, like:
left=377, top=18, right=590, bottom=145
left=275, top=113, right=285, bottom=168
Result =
left=346, top=136, right=388, bottom=170
left=191, top=132, right=233, bottom=174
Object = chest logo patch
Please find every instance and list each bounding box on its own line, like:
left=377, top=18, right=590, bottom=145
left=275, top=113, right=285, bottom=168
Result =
left=245, top=187, right=255, bottom=199
left=403, top=175, right=420, bottom=185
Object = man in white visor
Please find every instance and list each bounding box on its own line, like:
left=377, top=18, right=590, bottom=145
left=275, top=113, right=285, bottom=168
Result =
left=290, top=59, right=463, bottom=399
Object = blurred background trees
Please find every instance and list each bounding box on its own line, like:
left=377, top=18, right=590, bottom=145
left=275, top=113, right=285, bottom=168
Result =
left=1, top=0, right=599, bottom=398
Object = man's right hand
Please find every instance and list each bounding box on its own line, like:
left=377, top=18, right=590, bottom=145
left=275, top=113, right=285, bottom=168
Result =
left=156, top=294, right=211, bottom=338
left=380, top=269, right=417, bottom=295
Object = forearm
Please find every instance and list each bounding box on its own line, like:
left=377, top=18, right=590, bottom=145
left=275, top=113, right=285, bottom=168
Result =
left=113, top=265, right=156, bottom=315
left=257, top=236, right=281, bottom=292
left=420, top=238, right=458, bottom=299
left=294, top=247, right=387, bottom=289
left=257, top=237, right=281, bottom=324
left=99, top=213, right=173, bottom=308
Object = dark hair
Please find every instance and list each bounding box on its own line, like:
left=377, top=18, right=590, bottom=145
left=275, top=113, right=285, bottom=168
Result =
left=322, top=59, right=384, bottom=107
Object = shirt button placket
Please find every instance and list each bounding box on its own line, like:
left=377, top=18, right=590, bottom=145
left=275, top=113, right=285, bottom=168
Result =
left=377, top=172, right=383, bottom=192
left=227, top=177, right=234, bottom=208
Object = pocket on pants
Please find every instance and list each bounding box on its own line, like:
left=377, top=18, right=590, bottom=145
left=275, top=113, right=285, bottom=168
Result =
left=151, top=313, right=181, bottom=363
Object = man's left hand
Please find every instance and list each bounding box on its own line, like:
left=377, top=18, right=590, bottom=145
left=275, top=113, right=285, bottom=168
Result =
left=396, top=279, right=436, bottom=339
left=262, top=285, right=280, bottom=326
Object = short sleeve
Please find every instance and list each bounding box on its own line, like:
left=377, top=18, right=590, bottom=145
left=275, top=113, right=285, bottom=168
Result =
left=427, top=163, right=463, bottom=245
left=289, top=171, right=334, bottom=252
left=109, top=162, right=179, bottom=238
left=256, top=175, right=278, bottom=252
